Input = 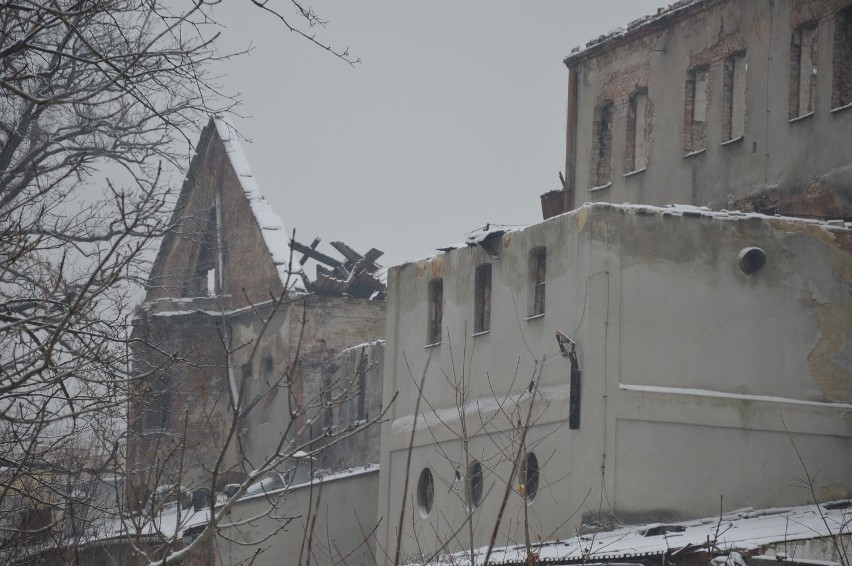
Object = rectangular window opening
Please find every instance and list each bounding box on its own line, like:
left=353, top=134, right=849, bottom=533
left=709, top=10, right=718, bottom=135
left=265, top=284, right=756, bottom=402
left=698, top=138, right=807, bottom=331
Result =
left=723, top=53, right=747, bottom=141
left=529, top=248, right=546, bottom=317
left=592, top=102, right=614, bottom=187
left=833, top=8, right=852, bottom=109
left=474, top=264, right=492, bottom=334
left=356, top=350, right=368, bottom=422
left=625, top=91, right=650, bottom=173
left=427, top=278, right=443, bottom=345
left=791, top=25, right=819, bottom=118
left=685, top=68, right=709, bottom=152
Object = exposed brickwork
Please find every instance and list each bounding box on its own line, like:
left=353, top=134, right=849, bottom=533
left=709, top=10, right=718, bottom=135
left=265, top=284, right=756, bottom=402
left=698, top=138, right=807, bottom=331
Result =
left=689, top=31, right=747, bottom=69
left=727, top=177, right=851, bottom=219
left=833, top=7, right=852, bottom=108
left=789, top=24, right=819, bottom=118
left=790, top=0, right=852, bottom=30
left=596, top=63, right=650, bottom=105
left=145, top=121, right=284, bottom=310
left=591, top=102, right=614, bottom=186
left=129, top=119, right=387, bottom=523
left=127, top=309, right=234, bottom=508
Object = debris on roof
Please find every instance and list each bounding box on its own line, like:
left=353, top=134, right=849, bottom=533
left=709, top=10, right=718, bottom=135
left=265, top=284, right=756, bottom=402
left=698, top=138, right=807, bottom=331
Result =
left=437, top=223, right=522, bottom=259
left=211, top=117, right=386, bottom=301
left=293, top=237, right=387, bottom=300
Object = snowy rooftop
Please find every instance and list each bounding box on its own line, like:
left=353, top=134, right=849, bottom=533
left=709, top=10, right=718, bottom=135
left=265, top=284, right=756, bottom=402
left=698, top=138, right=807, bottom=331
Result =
left=564, top=0, right=709, bottom=64
left=431, top=500, right=852, bottom=565
left=430, top=202, right=851, bottom=260
left=213, top=117, right=294, bottom=288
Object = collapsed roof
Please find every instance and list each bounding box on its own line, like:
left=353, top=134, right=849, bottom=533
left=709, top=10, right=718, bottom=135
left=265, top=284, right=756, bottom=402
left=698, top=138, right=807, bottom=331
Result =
left=214, top=117, right=386, bottom=300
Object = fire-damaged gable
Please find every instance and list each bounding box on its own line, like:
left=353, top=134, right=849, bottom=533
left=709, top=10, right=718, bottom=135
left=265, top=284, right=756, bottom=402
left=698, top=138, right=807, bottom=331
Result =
left=145, top=117, right=290, bottom=308
left=127, top=118, right=387, bottom=523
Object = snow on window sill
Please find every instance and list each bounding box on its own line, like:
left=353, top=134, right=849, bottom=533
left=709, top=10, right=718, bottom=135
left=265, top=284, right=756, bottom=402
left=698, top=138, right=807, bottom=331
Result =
left=788, top=111, right=815, bottom=123
left=472, top=330, right=490, bottom=338
left=525, top=313, right=545, bottom=321
left=424, top=341, right=441, bottom=349
left=721, top=135, right=744, bottom=147
left=683, top=148, right=706, bottom=158
left=623, top=167, right=646, bottom=178
left=589, top=182, right=612, bottom=193
left=830, top=101, right=852, bottom=114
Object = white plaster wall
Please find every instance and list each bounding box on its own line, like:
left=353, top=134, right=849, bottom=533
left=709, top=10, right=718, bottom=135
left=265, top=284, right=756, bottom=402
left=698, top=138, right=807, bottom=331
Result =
left=214, top=470, right=379, bottom=566
left=378, top=204, right=852, bottom=560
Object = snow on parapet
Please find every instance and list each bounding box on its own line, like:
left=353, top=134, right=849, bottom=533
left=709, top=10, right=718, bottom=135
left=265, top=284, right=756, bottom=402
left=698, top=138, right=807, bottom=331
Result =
left=213, top=117, right=294, bottom=287
left=565, top=0, right=708, bottom=63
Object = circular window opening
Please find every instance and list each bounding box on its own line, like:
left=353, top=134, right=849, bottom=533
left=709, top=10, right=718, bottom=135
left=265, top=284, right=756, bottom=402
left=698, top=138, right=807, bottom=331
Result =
left=519, top=452, right=540, bottom=504
left=416, top=467, right=434, bottom=518
left=467, top=460, right=483, bottom=508
left=738, top=247, right=766, bottom=275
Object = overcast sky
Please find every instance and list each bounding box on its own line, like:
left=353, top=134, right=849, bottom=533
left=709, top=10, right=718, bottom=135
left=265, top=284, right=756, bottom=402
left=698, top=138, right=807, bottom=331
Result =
left=209, top=1, right=665, bottom=268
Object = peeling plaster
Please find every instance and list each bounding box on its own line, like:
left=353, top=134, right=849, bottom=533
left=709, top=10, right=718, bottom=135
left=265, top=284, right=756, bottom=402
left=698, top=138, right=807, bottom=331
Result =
left=574, top=206, right=590, bottom=233
left=808, top=303, right=852, bottom=403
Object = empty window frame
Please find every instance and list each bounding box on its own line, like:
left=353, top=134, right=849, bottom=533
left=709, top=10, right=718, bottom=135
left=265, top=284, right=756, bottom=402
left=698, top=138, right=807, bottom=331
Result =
left=625, top=91, right=650, bottom=172
left=184, top=206, right=217, bottom=297
left=529, top=247, right=546, bottom=317
left=356, top=349, right=368, bottom=421
left=591, top=102, right=614, bottom=187
left=723, top=53, right=747, bottom=140
left=474, top=264, right=492, bottom=333
left=790, top=24, right=819, bottom=118
left=427, top=278, right=443, bottom=345
left=833, top=7, right=852, bottom=109
left=684, top=67, right=709, bottom=152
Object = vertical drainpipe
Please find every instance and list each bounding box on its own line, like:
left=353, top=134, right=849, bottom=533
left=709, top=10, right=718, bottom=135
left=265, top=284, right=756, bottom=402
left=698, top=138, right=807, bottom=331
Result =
left=563, top=66, right=579, bottom=214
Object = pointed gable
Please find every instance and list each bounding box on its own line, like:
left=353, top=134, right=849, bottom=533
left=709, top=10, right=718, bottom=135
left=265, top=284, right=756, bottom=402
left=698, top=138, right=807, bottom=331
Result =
left=145, top=118, right=292, bottom=308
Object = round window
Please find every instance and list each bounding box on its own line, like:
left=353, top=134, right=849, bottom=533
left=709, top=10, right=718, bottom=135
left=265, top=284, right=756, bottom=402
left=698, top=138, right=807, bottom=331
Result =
left=519, top=452, right=539, bottom=503
left=416, top=467, right=434, bottom=518
left=467, top=460, right=483, bottom=508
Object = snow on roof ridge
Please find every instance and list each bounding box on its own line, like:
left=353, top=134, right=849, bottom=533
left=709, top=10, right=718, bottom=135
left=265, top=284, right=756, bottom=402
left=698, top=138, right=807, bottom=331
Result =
left=213, top=116, right=294, bottom=287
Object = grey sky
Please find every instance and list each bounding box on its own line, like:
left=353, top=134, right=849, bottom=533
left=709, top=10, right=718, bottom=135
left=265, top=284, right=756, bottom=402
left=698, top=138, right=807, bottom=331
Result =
left=211, top=1, right=665, bottom=267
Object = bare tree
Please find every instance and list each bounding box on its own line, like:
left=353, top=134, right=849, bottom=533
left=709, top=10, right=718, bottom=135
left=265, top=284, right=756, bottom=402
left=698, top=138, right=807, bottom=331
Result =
left=0, top=1, right=361, bottom=564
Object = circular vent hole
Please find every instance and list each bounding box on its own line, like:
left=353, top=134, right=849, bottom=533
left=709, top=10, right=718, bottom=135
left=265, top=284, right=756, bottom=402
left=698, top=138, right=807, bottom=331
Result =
left=738, top=247, right=766, bottom=275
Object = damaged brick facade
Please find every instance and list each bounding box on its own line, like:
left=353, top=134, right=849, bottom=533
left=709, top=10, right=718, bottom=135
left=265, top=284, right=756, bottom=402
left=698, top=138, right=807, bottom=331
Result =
left=127, top=119, right=386, bottom=517
left=545, top=0, right=852, bottom=223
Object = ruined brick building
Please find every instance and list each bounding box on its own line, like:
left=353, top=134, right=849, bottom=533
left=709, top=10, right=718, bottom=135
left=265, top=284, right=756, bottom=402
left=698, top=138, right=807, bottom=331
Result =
left=127, top=118, right=387, bottom=511
left=542, top=0, right=852, bottom=221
